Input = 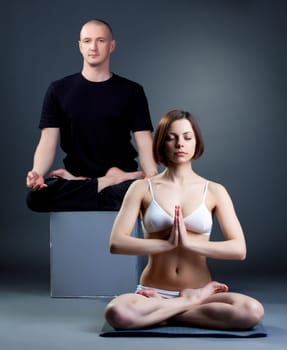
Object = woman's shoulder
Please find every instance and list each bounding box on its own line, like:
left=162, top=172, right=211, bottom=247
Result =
left=120, top=179, right=151, bottom=207
left=187, top=174, right=225, bottom=192
left=207, top=180, right=225, bottom=190
left=207, top=180, right=230, bottom=199
left=127, top=178, right=151, bottom=194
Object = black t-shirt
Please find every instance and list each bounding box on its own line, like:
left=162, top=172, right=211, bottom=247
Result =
left=39, top=73, right=153, bottom=177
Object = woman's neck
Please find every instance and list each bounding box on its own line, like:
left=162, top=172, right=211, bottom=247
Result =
left=163, top=163, right=198, bottom=184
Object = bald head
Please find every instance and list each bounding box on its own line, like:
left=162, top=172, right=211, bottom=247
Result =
left=80, top=19, right=113, bottom=41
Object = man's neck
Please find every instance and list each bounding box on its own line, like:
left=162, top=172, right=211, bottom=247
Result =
left=81, top=65, right=112, bottom=82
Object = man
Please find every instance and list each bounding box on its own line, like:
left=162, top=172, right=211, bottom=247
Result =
left=26, top=19, right=157, bottom=211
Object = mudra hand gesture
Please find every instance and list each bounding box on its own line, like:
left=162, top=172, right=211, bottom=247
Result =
left=168, top=205, right=189, bottom=247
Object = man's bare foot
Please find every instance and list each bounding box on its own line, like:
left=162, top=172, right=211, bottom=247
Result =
left=180, top=281, right=229, bottom=305
left=48, top=168, right=89, bottom=180
left=105, top=167, right=144, bottom=184
left=98, top=167, right=144, bottom=192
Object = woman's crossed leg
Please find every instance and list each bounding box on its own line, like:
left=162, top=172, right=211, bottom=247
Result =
left=104, top=281, right=264, bottom=330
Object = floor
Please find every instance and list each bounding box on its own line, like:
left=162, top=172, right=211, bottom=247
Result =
left=1, top=274, right=286, bottom=350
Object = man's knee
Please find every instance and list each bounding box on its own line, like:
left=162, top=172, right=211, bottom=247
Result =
left=26, top=190, right=48, bottom=212
left=99, top=180, right=133, bottom=210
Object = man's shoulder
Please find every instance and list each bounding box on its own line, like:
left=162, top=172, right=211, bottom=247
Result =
left=50, top=73, right=81, bottom=88
left=45, top=73, right=83, bottom=97
left=112, top=73, right=143, bottom=89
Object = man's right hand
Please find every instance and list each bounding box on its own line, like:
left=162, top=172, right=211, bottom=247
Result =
left=26, top=171, right=47, bottom=190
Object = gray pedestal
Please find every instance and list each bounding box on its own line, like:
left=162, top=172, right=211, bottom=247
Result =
left=50, top=211, right=142, bottom=297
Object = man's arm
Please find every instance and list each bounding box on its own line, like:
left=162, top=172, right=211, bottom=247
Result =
left=133, top=130, right=158, bottom=177
left=26, top=128, right=59, bottom=190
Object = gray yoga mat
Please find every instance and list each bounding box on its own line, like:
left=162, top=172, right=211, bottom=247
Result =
left=100, top=322, right=267, bottom=338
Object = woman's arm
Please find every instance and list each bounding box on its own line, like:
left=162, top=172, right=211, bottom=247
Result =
left=178, top=182, right=246, bottom=260
left=109, top=180, right=174, bottom=256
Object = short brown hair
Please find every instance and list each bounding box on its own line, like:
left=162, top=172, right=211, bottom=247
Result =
left=153, top=110, right=204, bottom=166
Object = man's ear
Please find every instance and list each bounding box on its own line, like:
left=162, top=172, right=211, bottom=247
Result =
left=110, top=39, right=116, bottom=53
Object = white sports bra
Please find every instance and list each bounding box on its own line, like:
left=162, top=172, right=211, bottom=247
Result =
left=141, top=179, right=212, bottom=235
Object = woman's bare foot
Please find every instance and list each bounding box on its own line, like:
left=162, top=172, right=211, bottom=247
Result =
left=180, top=281, right=229, bottom=305
left=136, top=289, right=162, bottom=299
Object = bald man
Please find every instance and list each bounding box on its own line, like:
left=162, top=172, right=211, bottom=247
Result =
left=26, top=19, right=157, bottom=211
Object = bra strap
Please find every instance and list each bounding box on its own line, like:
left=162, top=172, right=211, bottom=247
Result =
left=147, top=179, right=155, bottom=200
left=202, top=181, right=209, bottom=203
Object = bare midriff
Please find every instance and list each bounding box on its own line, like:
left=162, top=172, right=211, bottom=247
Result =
left=140, top=230, right=212, bottom=291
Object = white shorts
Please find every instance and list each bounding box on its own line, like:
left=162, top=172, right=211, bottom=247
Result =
left=135, top=284, right=180, bottom=299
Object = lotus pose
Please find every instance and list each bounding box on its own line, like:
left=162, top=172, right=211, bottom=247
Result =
left=104, top=110, right=264, bottom=330
left=26, top=19, right=157, bottom=212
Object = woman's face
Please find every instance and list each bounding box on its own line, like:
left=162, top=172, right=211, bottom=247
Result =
left=164, top=119, right=196, bottom=164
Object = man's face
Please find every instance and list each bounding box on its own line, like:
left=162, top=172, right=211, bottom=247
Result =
left=79, top=22, right=115, bottom=68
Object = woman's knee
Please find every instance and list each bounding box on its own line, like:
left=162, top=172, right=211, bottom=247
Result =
left=245, top=299, right=264, bottom=327
left=104, top=295, right=139, bottom=329
left=235, top=297, right=264, bottom=329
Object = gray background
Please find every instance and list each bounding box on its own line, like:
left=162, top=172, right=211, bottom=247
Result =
left=0, top=0, right=286, bottom=283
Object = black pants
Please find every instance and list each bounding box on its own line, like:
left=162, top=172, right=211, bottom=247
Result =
left=26, top=177, right=134, bottom=212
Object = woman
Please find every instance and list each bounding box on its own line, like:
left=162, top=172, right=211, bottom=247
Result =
left=104, top=110, right=264, bottom=330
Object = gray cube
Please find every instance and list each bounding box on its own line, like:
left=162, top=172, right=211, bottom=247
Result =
left=50, top=211, right=142, bottom=297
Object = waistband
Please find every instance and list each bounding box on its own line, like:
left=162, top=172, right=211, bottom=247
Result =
left=136, top=284, right=180, bottom=299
